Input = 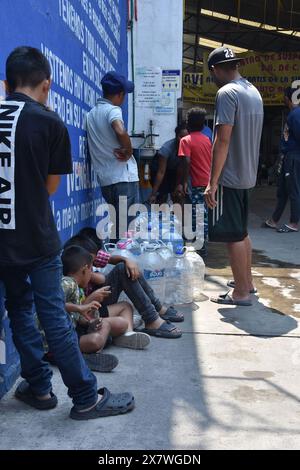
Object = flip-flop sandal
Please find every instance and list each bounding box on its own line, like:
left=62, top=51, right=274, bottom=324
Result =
left=142, top=320, right=182, bottom=339
left=227, top=280, right=257, bottom=294
left=112, top=332, right=151, bottom=350
left=83, top=352, right=119, bottom=373
left=15, top=380, right=58, bottom=410
left=211, top=292, right=252, bottom=306
left=70, top=387, right=135, bottom=420
left=263, top=221, right=276, bottom=229
left=277, top=224, right=299, bottom=233
left=160, top=306, right=184, bottom=322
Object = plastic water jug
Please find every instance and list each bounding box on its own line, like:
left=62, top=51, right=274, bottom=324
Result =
left=161, top=226, right=184, bottom=253
left=157, top=241, right=174, bottom=263
left=186, top=249, right=205, bottom=301
left=139, top=244, right=166, bottom=302
left=165, top=247, right=193, bottom=304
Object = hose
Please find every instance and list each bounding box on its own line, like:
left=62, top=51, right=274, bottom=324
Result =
left=130, top=0, right=136, bottom=135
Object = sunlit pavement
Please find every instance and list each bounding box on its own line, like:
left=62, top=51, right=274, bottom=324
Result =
left=0, top=186, right=299, bottom=450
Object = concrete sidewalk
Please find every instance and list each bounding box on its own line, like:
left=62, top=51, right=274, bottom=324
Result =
left=0, top=186, right=299, bottom=450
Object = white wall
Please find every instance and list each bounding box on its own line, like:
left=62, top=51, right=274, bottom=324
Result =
left=128, top=0, right=183, bottom=149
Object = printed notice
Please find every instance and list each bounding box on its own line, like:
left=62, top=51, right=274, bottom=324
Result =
left=162, top=69, right=181, bottom=91
left=154, top=91, right=176, bottom=114
left=135, top=67, right=162, bottom=107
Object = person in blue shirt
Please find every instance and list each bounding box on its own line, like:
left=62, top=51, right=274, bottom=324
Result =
left=201, top=124, right=213, bottom=143
left=265, top=87, right=300, bottom=233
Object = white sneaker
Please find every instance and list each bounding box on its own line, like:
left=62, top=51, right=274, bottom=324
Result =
left=113, top=332, right=151, bottom=350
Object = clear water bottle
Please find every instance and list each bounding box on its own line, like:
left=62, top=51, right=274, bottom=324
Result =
left=186, top=249, right=205, bottom=301
left=161, top=225, right=184, bottom=253
left=139, top=244, right=166, bottom=302
left=157, top=241, right=174, bottom=262
left=165, top=247, right=193, bottom=304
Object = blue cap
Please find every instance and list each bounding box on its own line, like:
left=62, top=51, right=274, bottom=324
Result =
left=101, top=71, right=134, bottom=95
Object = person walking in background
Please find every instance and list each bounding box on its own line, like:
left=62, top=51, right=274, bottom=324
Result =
left=0, top=47, right=134, bottom=420
left=86, top=72, right=139, bottom=242
left=177, top=108, right=212, bottom=255
left=149, top=123, right=188, bottom=204
left=265, top=87, right=300, bottom=233
left=205, top=47, right=264, bottom=306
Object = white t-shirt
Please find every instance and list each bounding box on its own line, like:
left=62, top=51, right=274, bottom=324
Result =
left=86, top=98, right=139, bottom=187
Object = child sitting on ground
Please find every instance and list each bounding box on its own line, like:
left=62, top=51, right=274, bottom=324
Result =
left=64, top=229, right=184, bottom=339
left=62, top=245, right=151, bottom=358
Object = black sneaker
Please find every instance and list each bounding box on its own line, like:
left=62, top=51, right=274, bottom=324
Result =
left=83, top=352, right=119, bottom=372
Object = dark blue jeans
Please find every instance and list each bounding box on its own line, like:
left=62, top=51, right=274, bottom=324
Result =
left=103, top=262, right=162, bottom=324
left=272, top=152, right=300, bottom=224
left=101, top=181, right=140, bottom=242
left=0, top=255, right=98, bottom=410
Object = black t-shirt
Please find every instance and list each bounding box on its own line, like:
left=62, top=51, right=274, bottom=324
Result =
left=0, top=92, right=72, bottom=266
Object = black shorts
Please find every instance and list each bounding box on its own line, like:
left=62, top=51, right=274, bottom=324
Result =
left=208, top=186, right=249, bottom=243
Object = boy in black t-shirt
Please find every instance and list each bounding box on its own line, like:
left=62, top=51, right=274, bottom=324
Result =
left=0, top=47, right=134, bottom=419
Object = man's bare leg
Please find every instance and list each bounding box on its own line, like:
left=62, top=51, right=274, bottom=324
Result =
left=227, top=240, right=251, bottom=301
left=245, top=236, right=255, bottom=291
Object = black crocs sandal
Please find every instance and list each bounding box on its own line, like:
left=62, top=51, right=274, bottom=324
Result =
left=83, top=352, right=119, bottom=373
left=70, top=387, right=135, bottom=420
left=15, top=380, right=58, bottom=410
left=160, top=306, right=184, bottom=322
left=142, top=321, right=182, bottom=339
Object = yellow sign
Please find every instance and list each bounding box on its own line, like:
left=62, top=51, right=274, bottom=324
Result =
left=183, top=72, right=212, bottom=104
left=184, top=52, right=300, bottom=106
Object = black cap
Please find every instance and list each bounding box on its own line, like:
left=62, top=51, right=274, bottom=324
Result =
left=208, top=46, right=241, bottom=70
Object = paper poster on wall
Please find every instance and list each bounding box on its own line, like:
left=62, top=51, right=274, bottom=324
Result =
left=135, top=67, right=162, bottom=107
left=154, top=91, right=176, bottom=114
left=162, top=70, right=181, bottom=91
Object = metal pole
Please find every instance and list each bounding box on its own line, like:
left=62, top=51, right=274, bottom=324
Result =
left=193, top=0, right=202, bottom=72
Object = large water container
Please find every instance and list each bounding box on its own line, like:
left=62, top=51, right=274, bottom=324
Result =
left=165, top=247, right=193, bottom=305
left=186, top=249, right=206, bottom=301
left=157, top=241, right=174, bottom=263
left=139, top=245, right=166, bottom=302
left=135, top=223, right=160, bottom=244
left=161, top=226, right=184, bottom=253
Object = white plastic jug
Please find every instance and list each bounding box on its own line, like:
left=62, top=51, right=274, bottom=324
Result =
left=139, top=244, right=166, bottom=302
left=186, top=249, right=205, bottom=301
left=157, top=241, right=174, bottom=263
left=165, top=247, right=193, bottom=304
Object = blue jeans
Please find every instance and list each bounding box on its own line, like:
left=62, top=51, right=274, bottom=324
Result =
left=0, top=255, right=98, bottom=410
left=101, top=181, right=140, bottom=242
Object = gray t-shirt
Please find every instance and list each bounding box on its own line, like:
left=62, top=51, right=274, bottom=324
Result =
left=159, top=138, right=179, bottom=171
left=214, top=77, right=264, bottom=189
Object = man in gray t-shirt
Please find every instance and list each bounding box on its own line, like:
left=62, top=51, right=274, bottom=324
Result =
left=204, top=46, right=264, bottom=307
